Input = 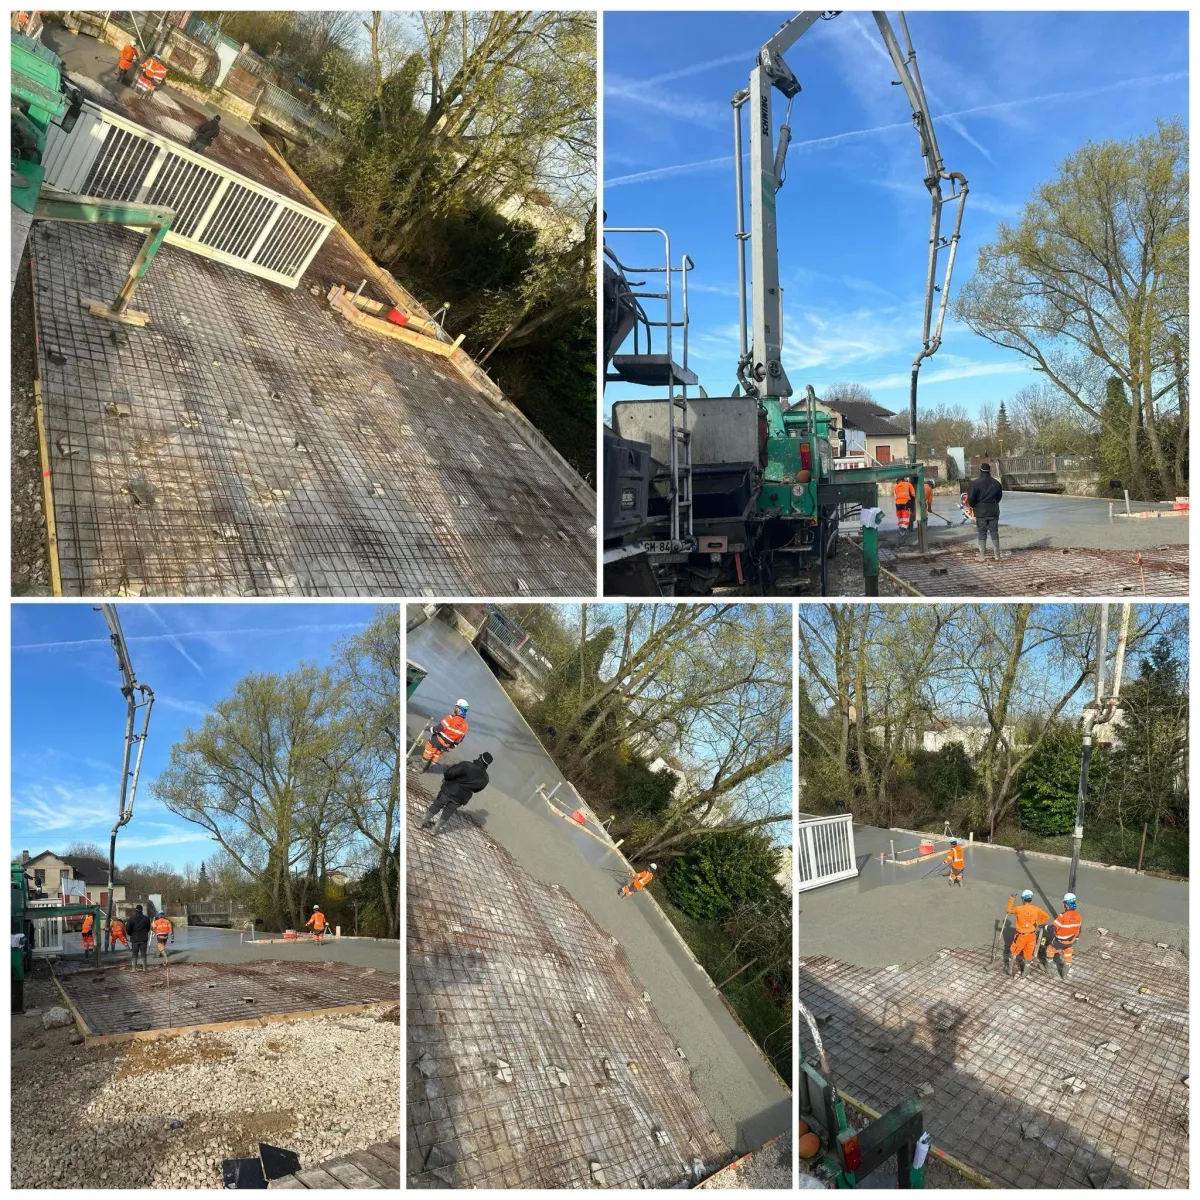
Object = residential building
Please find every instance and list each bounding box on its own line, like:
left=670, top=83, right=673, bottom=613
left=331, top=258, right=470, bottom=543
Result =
left=16, top=850, right=127, bottom=909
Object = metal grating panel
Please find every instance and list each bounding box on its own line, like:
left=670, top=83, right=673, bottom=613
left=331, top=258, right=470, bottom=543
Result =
left=36, top=99, right=335, bottom=287
left=200, top=181, right=275, bottom=258
left=145, top=152, right=223, bottom=238
left=82, top=125, right=159, bottom=201
left=255, top=208, right=325, bottom=275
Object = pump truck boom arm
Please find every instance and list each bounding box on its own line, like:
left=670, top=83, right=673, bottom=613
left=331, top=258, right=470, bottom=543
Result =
left=736, top=11, right=968, bottom=463
left=100, top=604, right=154, bottom=939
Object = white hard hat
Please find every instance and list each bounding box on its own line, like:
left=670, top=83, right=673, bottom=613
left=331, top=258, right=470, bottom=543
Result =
left=455, top=698, right=469, bottom=710
left=1063, top=893, right=1076, bottom=905
left=1021, top=889, right=1034, bottom=900
left=313, top=905, right=320, bottom=910
left=649, top=863, right=657, bottom=870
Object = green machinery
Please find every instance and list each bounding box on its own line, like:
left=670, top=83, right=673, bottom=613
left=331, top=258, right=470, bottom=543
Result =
left=603, top=10, right=964, bottom=596
left=406, top=659, right=429, bottom=699
left=11, top=30, right=175, bottom=323
left=11, top=862, right=102, bottom=1013
left=798, top=1001, right=928, bottom=1188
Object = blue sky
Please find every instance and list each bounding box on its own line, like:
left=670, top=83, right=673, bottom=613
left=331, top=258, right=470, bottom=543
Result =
left=11, top=603, right=383, bottom=872
left=605, top=10, right=1188, bottom=419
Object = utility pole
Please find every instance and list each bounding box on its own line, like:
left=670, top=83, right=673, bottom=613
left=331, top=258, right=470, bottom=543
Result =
left=1068, top=603, right=1131, bottom=893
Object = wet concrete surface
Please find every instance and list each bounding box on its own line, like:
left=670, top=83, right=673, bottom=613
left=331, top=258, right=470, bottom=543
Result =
left=59, top=926, right=399, bottom=974
left=799, top=824, right=1187, bottom=967
left=881, top=491, right=1187, bottom=551
left=407, top=617, right=791, bottom=1153
left=801, top=820, right=1185, bottom=969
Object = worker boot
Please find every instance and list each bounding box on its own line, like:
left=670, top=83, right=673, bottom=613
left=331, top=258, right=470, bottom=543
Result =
left=976, top=542, right=986, bottom=562
left=991, top=541, right=1001, bottom=561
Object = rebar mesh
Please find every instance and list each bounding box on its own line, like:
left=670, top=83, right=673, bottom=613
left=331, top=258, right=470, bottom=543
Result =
left=53, top=958, right=396, bottom=1036
left=890, top=545, right=1187, bottom=597
left=798, top=933, right=1188, bottom=1188
left=30, top=222, right=595, bottom=597
left=406, top=784, right=728, bottom=1188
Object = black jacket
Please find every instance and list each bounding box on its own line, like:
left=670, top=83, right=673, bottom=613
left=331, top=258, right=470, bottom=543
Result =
left=967, top=473, right=1003, bottom=519
left=438, top=758, right=491, bottom=804
left=125, top=911, right=151, bottom=943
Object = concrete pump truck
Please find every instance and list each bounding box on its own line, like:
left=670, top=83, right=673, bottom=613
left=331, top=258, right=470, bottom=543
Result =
left=603, top=11, right=968, bottom=596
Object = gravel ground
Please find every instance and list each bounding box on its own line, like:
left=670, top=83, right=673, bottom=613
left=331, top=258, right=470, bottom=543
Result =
left=700, top=1131, right=793, bottom=1189
left=12, top=972, right=399, bottom=1188
left=10, top=253, right=52, bottom=595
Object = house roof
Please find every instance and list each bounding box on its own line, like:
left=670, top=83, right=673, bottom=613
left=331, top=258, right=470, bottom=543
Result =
left=823, top=399, right=908, bottom=438
left=25, top=851, right=121, bottom=887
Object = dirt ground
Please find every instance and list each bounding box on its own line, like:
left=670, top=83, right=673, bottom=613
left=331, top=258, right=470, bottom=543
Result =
left=11, top=967, right=399, bottom=1188
left=11, top=254, right=51, bottom=595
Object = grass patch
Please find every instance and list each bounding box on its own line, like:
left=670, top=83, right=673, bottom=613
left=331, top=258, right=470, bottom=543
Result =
left=654, top=893, right=791, bottom=1086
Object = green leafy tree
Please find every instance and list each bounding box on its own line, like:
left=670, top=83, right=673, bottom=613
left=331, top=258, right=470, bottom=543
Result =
left=956, top=119, right=1188, bottom=499
left=996, top=402, right=1011, bottom=457
left=1018, top=721, right=1087, bottom=835
left=664, top=831, right=782, bottom=922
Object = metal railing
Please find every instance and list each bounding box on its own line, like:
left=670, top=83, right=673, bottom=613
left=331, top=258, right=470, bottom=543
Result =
left=483, top=610, right=550, bottom=681
left=41, top=99, right=335, bottom=288
left=258, top=80, right=337, bottom=140
left=797, top=813, right=858, bottom=892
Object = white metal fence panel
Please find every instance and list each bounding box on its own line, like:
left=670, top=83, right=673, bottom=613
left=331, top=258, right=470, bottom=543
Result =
left=41, top=100, right=335, bottom=288
left=27, top=899, right=64, bottom=956
left=797, top=813, right=858, bottom=892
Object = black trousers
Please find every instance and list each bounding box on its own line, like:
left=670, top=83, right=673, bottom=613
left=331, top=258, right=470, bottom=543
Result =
left=422, top=790, right=464, bottom=827
left=130, top=940, right=148, bottom=966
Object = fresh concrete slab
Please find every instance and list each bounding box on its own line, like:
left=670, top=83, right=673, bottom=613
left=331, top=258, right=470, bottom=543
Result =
left=800, top=823, right=1187, bottom=968
left=407, top=617, right=791, bottom=1154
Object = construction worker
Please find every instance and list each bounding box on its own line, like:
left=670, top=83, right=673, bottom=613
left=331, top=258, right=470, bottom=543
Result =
left=134, top=52, right=167, bottom=99
left=942, top=840, right=965, bottom=887
left=126, top=904, right=150, bottom=970
left=151, top=912, right=174, bottom=960
left=1044, top=893, right=1082, bottom=979
left=619, top=864, right=657, bottom=898
left=422, top=699, right=470, bottom=769
left=118, top=41, right=140, bottom=86
left=893, top=476, right=916, bottom=534
left=419, top=752, right=493, bottom=834
left=306, top=905, right=328, bottom=945
left=189, top=113, right=221, bottom=155
left=108, top=915, right=129, bottom=951
left=967, top=462, right=1003, bottom=561
left=80, top=910, right=95, bottom=953
left=1005, top=890, right=1050, bottom=979
left=924, top=479, right=934, bottom=518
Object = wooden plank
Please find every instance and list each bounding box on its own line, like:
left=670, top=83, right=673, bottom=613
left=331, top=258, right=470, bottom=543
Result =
left=324, top=1160, right=382, bottom=1189
left=348, top=1147, right=400, bottom=1187
left=269, top=1176, right=309, bottom=1189
left=293, top=1167, right=344, bottom=1189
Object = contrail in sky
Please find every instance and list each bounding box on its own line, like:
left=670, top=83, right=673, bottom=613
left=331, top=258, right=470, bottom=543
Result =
left=607, top=71, right=1186, bottom=188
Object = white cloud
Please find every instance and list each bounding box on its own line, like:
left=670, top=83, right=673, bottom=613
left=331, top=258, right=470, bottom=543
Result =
left=153, top=695, right=211, bottom=718
left=859, top=359, right=1032, bottom=391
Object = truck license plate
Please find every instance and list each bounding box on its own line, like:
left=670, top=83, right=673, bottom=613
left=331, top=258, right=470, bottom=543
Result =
left=642, top=539, right=693, bottom=554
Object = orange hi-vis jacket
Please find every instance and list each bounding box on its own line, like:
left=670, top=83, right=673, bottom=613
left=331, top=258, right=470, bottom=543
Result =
left=119, top=43, right=138, bottom=70
left=1006, top=896, right=1050, bottom=934
left=944, top=845, right=964, bottom=872
left=81, top=913, right=94, bottom=934
left=110, top=918, right=127, bottom=938
left=630, top=870, right=654, bottom=891
left=924, top=482, right=934, bottom=510
left=894, top=479, right=915, bottom=507
left=138, top=56, right=167, bottom=89
left=434, top=712, right=468, bottom=748
left=152, top=916, right=173, bottom=938
left=307, top=911, right=327, bottom=932
left=1052, top=908, right=1082, bottom=943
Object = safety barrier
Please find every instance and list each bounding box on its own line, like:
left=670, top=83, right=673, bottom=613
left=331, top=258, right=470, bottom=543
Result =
left=41, top=99, right=336, bottom=288
left=27, top=899, right=64, bottom=956
left=797, top=813, right=858, bottom=891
